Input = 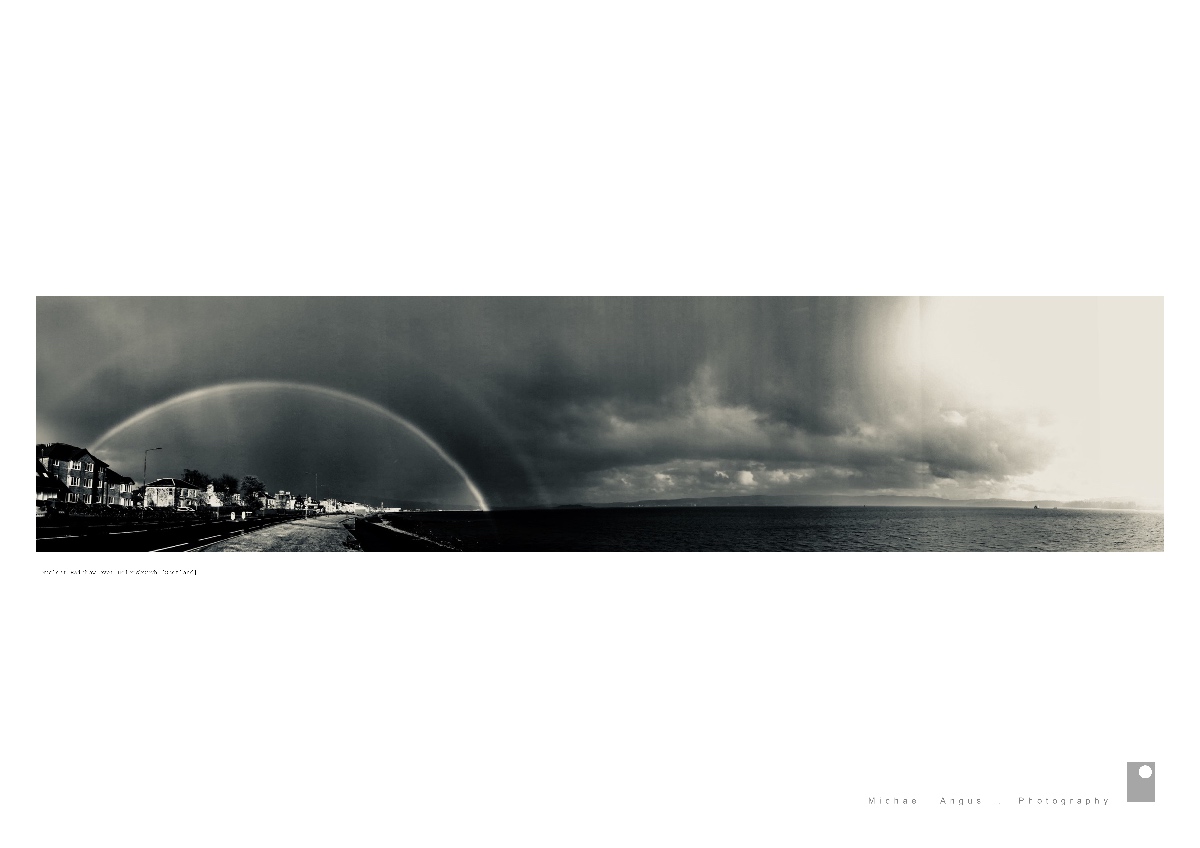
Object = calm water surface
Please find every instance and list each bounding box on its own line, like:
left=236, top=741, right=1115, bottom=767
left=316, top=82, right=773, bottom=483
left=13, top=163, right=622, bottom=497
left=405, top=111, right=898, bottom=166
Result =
left=382, top=506, right=1164, bottom=552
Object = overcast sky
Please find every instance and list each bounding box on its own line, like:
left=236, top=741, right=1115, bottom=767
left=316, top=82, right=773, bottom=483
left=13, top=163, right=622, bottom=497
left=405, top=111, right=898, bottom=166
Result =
left=36, top=297, right=1163, bottom=508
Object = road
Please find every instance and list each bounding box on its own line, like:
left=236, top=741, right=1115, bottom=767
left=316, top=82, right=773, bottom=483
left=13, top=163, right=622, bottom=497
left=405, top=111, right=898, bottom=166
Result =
left=198, top=514, right=361, bottom=552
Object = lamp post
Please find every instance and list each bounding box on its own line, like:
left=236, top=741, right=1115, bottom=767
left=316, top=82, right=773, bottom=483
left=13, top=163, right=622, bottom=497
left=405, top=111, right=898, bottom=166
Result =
left=305, top=472, right=318, bottom=517
left=143, top=447, right=162, bottom=505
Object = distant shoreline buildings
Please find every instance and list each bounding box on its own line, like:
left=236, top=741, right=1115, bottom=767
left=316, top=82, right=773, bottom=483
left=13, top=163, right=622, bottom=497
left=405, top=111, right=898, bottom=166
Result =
left=37, top=441, right=373, bottom=515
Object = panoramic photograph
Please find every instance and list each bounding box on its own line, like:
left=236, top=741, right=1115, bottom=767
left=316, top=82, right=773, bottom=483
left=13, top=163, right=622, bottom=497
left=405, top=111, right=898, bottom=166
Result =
left=36, top=296, right=1163, bottom=552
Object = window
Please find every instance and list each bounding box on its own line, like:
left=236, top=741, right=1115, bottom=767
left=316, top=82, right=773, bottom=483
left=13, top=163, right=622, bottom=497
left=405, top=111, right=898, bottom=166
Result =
left=85, top=463, right=94, bottom=472
left=67, top=476, right=80, bottom=487
left=67, top=492, right=78, bottom=502
left=50, top=458, right=60, bottom=466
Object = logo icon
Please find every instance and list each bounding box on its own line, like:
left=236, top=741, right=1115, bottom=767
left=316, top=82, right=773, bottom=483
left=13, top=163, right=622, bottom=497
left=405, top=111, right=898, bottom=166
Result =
left=1127, top=762, right=1155, bottom=802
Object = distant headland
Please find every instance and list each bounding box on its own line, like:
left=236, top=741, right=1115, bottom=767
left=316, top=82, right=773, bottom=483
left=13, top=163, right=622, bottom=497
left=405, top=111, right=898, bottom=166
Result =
left=526, top=494, right=1159, bottom=511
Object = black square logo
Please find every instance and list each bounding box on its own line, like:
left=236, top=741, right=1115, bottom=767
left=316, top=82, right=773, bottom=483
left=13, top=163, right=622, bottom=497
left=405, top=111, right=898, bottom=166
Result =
left=1127, top=762, right=1155, bottom=802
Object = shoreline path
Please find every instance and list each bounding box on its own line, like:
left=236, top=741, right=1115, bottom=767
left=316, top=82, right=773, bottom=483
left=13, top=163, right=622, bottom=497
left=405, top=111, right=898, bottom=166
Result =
left=199, top=514, right=361, bottom=552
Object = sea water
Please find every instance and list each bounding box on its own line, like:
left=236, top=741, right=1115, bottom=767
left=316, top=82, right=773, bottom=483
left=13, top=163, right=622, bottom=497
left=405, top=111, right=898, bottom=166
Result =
left=381, top=506, right=1164, bottom=552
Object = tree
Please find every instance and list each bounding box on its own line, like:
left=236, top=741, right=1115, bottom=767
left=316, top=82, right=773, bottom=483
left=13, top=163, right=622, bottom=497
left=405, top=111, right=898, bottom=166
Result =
left=212, top=473, right=240, bottom=506
left=182, top=468, right=212, bottom=489
left=239, top=475, right=266, bottom=511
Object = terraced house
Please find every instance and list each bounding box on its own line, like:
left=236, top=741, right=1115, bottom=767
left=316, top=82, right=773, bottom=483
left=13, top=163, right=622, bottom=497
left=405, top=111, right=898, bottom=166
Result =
left=106, top=470, right=136, bottom=507
left=37, top=443, right=134, bottom=506
left=36, top=459, right=68, bottom=503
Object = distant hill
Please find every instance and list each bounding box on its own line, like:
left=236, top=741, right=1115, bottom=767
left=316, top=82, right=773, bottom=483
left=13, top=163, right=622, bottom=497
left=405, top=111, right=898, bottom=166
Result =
left=529, top=494, right=1155, bottom=511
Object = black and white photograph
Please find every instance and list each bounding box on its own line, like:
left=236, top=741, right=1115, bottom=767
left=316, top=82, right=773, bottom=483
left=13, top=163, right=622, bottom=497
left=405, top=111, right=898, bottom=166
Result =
left=37, top=296, right=1163, bottom=552
left=9, top=2, right=1194, bottom=847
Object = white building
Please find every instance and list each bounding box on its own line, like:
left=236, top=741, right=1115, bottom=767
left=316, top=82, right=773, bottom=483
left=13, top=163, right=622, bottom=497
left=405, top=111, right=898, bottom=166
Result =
left=144, top=478, right=201, bottom=509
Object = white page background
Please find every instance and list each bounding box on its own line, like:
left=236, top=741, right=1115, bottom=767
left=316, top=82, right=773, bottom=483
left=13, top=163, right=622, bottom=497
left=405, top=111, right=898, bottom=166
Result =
left=6, top=2, right=1195, bottom=845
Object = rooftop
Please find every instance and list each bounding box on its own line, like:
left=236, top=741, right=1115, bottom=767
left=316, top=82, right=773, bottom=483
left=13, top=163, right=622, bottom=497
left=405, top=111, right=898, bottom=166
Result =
left=146, top=478, right=195, bottom=489
left=37, top=443, right=109, bottom=467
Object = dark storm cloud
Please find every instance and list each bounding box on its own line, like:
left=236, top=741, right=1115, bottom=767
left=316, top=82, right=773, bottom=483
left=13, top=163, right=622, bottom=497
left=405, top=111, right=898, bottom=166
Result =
left=36, top=297, right=1057, bottom=506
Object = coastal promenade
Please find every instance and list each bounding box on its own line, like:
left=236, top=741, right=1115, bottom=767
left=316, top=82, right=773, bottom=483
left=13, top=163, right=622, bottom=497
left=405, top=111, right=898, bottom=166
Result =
left=199, top=514, right=360, bottom=552
left=37, top=512, right=301, bottom=552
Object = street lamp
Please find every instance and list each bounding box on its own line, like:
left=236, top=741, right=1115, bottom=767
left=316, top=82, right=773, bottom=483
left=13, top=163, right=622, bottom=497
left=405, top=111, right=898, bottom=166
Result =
left=143, top=447, right=162, bottom=503
left=305, top=472, right=318, bottom=517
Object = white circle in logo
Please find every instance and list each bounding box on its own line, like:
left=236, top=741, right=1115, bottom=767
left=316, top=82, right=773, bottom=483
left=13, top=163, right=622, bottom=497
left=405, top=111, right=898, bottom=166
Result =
left=1139, top=765, right=1153, bottom=779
